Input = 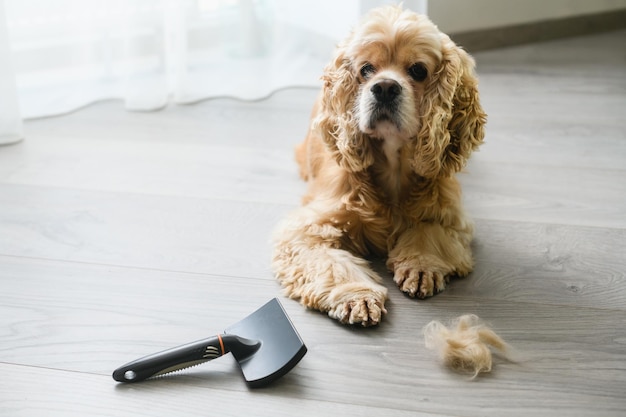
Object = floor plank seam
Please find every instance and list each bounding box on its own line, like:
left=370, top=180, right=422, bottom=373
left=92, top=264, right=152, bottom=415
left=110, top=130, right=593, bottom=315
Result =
left=469, top=216, right=626, bottom=231
left=0, top=253, right=276, bottom=283
left=0, top=181, right=304, bottom=208
left=439, top=293, right=626, bottom=314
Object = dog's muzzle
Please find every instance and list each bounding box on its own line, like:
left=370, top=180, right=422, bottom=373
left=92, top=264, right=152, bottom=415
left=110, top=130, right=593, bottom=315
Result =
left=367, top=79, right=402, bottom=129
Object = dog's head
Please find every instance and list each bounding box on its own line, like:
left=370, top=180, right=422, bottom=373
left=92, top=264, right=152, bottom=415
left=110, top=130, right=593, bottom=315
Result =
left=316, top=6, right=486, bottom=178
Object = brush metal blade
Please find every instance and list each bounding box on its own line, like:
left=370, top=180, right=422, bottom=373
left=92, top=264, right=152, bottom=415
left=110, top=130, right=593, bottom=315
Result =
left=224, top=298, right=307, bottom=387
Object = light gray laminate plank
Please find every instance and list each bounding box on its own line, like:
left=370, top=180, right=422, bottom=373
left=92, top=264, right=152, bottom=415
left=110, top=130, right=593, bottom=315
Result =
left=462, top=33, right=626, bottom=227
left=462, top=30, right=626, bottom=228
left=474, top=29, right=626, bottom=77
left=474, top=91, right=626, bottom=171
left=0, top=256, right=285, bottom=372
left=460, top=161, right=626, bottom=228
left=0, top=183, right=291, bottom=278
left=0, top=364, right=427, bottom=417
left=0, top=134, right=304, bottom=205
left=473, top=31, right=626, bottom=170
left=452, top=220, right=626, bottom=309
left=367, top=220, right=626, bottom=310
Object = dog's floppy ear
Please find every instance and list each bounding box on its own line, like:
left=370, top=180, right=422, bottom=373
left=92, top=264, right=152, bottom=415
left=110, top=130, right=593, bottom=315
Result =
left=412, top=37, right=486, bottom=178
left=314, top=43, right=375, bottom=172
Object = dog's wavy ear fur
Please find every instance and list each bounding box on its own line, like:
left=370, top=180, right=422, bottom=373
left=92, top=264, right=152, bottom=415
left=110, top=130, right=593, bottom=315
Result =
left=412, top=37, right=487, bottom=178
left=314, top=43, right=375, bottom=173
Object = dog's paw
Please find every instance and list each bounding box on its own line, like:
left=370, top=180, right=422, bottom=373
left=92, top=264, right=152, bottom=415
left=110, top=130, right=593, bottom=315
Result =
left=327, top=286, right=388, bottom=326
left=393, top=264, right=449, bottom=299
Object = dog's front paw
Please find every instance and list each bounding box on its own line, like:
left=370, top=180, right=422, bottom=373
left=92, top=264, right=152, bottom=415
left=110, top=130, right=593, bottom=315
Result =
left=327, top=285, right=388, bottom=326
left=392, top=262, right=449, bottom=299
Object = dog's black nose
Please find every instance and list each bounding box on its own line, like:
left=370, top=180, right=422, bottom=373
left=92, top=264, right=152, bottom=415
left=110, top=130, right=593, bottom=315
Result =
left=371, top=79, right=401, bottom=103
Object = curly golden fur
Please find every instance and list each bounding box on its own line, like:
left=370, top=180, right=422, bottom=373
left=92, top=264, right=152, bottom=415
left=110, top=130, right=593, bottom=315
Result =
left=272, top=6, right=487, bottom=326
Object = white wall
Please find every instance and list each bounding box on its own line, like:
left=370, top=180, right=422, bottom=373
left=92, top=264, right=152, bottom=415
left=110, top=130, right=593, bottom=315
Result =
left=428, top=0, right=626, bottom=33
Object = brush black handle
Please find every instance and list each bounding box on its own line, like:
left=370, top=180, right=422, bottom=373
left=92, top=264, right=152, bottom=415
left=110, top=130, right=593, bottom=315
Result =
left=112, top=334, right=229, bottom=383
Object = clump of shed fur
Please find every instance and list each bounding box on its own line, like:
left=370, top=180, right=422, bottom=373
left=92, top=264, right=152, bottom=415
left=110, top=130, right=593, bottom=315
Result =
left=423, top=315, right=509, bottom=377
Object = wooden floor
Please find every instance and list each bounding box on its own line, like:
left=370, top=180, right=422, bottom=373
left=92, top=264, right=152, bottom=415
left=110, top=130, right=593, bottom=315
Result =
left=1, top=30, right=625, bottom=417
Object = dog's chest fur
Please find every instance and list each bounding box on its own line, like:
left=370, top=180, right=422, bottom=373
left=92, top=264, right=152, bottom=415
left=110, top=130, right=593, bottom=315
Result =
left=370, top=133, right=412, bottom=203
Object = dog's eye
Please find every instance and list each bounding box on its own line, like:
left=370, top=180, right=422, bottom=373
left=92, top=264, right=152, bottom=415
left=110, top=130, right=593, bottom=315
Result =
left=408, top=63, right=428, bottom=82
left=360, top=63, right=376, bottom=79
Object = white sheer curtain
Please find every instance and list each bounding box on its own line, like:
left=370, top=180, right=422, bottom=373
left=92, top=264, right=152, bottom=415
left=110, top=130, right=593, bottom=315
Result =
left=0, top=0, right=22, bottom=144
left=0, top=0, right=427, bottom=144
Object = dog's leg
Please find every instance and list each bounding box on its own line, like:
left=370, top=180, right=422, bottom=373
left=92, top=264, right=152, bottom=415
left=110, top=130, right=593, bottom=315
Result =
left=387, top=221, right=474, bottom=298
left=272, top=208, right=388, bottom=326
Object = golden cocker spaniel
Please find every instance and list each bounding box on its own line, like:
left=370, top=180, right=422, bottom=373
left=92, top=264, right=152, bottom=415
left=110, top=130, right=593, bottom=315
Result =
left=272, top=5, right=486, bottom=326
